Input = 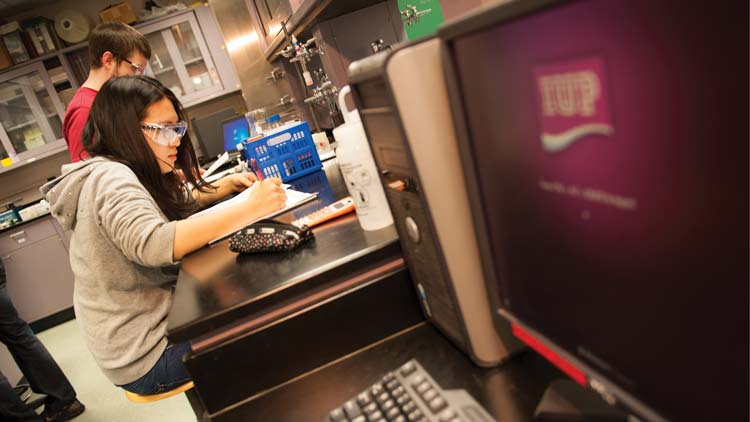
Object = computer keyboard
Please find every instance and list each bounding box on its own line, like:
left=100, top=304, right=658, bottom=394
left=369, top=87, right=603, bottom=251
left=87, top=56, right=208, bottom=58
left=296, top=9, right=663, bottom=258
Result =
left=325, top=359, right=495, bottom=422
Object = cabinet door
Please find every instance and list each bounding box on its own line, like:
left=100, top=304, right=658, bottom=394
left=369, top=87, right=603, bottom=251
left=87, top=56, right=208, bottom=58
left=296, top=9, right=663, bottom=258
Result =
left=1, top=235, right=75, bottom=323
left=254, top=0, right=292, bottom=41
left=141, top=13, right=223, bottom=106
left=0, top=62, right=67, bottom=162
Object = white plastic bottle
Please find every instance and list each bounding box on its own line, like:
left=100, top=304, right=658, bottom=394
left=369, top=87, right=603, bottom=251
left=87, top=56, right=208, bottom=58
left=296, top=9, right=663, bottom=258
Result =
left=333, top=86, right=394, bottom=231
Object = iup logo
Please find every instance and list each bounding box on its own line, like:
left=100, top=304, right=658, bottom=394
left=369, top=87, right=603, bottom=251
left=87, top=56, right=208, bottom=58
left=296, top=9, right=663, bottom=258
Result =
left=534, top=57, right=614, bottom=152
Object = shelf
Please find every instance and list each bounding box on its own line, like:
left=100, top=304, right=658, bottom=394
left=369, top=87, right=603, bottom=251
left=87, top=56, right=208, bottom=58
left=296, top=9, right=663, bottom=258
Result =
left=0, top=8, right=196, bottom=79
left=0, top=143, right=68, bottom=176
left=5, top=120, right=37, bottom=132
left=183, top=57, right=205, bottom=66
left=153, top=66, right=176, bottom=76
left=263, top=0, right=386, bottom=60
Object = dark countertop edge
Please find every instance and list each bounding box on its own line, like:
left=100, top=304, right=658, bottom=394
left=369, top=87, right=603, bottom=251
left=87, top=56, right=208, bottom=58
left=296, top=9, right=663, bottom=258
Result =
left=167, top=236, right=402, bottom=343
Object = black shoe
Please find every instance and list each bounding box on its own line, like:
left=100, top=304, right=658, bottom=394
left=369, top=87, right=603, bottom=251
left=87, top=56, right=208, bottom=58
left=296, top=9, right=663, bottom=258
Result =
left=42, top=399, right=85, bottom=422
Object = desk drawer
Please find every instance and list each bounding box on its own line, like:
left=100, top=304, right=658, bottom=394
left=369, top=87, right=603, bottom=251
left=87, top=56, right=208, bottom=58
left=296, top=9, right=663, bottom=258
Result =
left=0, top=218, right=57, bottom=256
left=185, top=266, right=424, bottom=416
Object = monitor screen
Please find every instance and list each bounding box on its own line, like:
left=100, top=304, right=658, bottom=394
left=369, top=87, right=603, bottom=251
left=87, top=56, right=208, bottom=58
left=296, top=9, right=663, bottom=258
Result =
left=222, top=116, right=250, bottom=152
left=444, top=0, right=747, bottom=420
left=192, top=109, right=238, bottom=159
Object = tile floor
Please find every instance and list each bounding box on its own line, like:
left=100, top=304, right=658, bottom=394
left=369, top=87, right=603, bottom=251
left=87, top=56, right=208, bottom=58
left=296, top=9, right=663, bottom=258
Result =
left=36, top=319, right=195, bottom=422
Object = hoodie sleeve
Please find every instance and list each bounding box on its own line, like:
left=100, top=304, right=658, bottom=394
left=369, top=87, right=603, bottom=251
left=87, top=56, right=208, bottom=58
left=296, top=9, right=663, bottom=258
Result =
left=93, top=164, right=177, bottom=267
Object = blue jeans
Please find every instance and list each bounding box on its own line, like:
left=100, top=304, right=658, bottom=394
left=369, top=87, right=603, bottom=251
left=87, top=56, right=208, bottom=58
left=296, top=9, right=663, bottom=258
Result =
left=0, top=277, right=77, bottom=421
left=118, top=342, right=192, bottom=395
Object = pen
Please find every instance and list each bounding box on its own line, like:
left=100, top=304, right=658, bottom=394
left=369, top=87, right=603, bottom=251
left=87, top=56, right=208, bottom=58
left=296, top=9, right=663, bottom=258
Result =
left=249, top=158, right=265, bottom=181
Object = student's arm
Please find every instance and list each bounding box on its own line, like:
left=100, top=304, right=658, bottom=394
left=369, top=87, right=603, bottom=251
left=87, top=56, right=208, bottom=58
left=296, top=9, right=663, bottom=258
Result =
left=192, top=172, right=258, bottom=207
left=174, top=178, right=286, bottom=260
left=96, top=166, right=181, bottom=269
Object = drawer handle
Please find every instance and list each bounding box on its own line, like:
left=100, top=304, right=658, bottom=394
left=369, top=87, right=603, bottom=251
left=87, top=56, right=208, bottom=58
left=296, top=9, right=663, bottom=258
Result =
left=9, top=231, right=26, bottom=243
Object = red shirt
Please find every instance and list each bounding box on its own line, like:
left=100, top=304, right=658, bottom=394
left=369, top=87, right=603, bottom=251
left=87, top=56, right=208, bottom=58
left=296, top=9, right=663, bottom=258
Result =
left=63, top=87, right=98, bottom=162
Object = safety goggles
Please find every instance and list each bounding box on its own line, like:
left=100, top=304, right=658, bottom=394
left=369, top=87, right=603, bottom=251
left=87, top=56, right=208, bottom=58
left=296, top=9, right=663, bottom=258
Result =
left=141, top=121, right=188, bottom=146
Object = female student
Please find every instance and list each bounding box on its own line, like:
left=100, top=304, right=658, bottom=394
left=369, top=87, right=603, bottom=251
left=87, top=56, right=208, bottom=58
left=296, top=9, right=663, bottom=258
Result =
left=41, top=76, right=287, bottom=395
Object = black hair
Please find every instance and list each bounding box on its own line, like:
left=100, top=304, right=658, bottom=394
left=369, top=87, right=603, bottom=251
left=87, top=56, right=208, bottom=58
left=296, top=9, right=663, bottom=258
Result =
left=82, top=76, right=212, bottom=220
left=88, top=22, right=151, bottom=69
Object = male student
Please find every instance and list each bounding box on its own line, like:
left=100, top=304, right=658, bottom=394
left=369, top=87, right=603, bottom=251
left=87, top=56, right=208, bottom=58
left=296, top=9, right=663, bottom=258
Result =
left=64, top=22, right=151, bottom=162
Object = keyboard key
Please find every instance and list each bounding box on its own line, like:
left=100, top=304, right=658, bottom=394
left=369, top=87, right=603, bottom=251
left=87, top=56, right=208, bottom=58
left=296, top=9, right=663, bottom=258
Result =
left=352, top=416, right=366, bottom=422
left=428, top=397, right=448, bottom=413
left=329, top=407, right=346, bottom=422
left=357, top=392, right=372, bottom=406
left=376, top=392, right=390, bottom=404
left=363, top=403, right=378, bottom=414
left=385, top=407, right=401, bottom=420
left=381, top=399, right=395, bottom=411
left=344, top=400, right=362, bottom=419
left=421, top=389, right=438, bottom=402
left=407, top=409, right=424, bottom=421
left=399, top=361, right=417, bottom=376
left=386, top=380, right=401, bottom=391
left=402, top=401, right=417, bottom=414
left=410, top=375, right=425, bottom=387
left=371, top=383, right=385, bottom=396
left=367, top=410, right=384, bottom=421
left=392, top=416, right=407, bottom=422
left=438, top=409, right=457, bottom=422
left=415, top=382, right=431, bottom=395
left=395, top=395, right=410, bottom=406
left=392, top=386, right=406, bottom=397
left=382, top=372, right=396, bottom=383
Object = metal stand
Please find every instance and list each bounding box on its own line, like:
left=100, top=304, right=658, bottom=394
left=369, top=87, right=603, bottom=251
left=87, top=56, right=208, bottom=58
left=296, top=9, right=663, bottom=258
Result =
left=534, top=379, right=628, bottom=421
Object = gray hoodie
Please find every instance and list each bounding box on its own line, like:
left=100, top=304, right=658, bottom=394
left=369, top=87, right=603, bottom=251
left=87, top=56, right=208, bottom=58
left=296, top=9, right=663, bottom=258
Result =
left=41, top=157, right=178, bottom=385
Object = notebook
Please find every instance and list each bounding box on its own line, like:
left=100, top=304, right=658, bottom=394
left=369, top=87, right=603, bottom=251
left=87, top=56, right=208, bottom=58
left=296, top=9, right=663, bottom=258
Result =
left=189, top=184, right=318, bottom=244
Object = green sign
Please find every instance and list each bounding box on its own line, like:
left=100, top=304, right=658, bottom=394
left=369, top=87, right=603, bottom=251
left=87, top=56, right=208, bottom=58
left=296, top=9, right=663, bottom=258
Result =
left=398, top=0, right=445, bottom=40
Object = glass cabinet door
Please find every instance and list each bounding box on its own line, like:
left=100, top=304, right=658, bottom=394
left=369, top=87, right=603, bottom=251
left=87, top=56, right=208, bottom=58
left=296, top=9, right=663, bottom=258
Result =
left=0, top=140, right=8, bottom=162
left=145, top=31, right=186, bottom=97
left=169, top=21, right=220, bottom=93
left=141, top=13, right=223, bottom=105
left=0, top=62, right=65, bottom=160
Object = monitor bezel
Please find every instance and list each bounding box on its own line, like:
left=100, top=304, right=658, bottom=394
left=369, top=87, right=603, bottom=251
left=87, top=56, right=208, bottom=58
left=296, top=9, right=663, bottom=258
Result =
left=221, top=114, right=250, bottom=152
left=439, top=1, right=667, bottom=420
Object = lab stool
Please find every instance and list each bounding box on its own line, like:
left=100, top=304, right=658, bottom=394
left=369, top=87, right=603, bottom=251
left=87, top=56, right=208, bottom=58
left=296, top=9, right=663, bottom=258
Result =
left=124, top=381, right=207, bottom=421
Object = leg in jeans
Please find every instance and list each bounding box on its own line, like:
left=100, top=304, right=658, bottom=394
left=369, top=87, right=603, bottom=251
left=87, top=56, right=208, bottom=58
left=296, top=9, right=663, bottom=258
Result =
left=0, top=370, right=42, bottom=421
left=119, top=342, right=192, bottom=395
left=0, top=283, right=77, bottom=414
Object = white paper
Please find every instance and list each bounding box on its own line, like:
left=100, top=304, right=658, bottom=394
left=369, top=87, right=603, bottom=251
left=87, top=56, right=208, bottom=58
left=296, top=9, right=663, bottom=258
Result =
left=202, top=151, right=229, bottom=179
left=189, top=184, right=317, bottom=244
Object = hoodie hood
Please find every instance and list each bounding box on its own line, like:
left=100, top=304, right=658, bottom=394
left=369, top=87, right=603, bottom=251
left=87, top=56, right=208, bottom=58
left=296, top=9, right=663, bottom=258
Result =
left=40, top=157, right=113, bottom=231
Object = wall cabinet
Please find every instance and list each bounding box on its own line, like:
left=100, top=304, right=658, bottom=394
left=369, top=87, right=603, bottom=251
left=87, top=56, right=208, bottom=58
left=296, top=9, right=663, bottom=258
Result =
left=0, top=58, right=76, bottom=167
left=138, top=10, right=230, bottom=106
left=252, top=0, right=293, bottom=44
left=0, top=6, right=240, bottom=173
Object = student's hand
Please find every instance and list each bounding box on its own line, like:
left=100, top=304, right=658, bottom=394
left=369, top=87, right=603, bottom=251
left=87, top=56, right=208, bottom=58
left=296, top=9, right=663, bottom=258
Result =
left=223, top=172, right=258, bottom=193
left=247, top=178, right=286, bottom=215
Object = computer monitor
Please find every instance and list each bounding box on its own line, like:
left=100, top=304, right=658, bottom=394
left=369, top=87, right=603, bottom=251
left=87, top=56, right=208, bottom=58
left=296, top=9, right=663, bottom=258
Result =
left=191, top=108, right=239, bottom=159
left=441, top=0, right=747, bottom=420
left=222, top=115, right=250, bottom=152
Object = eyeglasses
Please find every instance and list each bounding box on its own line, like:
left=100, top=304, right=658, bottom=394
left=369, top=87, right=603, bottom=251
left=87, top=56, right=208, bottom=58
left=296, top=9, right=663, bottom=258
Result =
left=121, top=57, right=146, bottom=75
left=141, top=121, right=188, bottom=146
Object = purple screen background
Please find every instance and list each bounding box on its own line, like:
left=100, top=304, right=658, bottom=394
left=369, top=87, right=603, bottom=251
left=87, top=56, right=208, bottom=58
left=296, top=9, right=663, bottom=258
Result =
left=451, top=0, right=747, bottom=419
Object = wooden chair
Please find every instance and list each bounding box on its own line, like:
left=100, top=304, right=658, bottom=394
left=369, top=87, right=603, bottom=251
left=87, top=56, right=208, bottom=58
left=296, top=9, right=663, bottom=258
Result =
left=124, top=380, right=195, bottom=403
